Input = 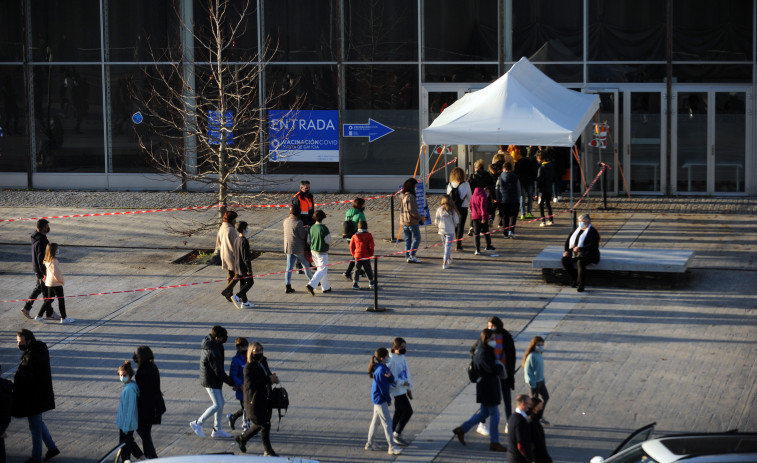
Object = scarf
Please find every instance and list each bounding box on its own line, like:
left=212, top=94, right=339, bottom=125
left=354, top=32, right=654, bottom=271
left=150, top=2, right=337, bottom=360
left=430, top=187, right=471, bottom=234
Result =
left=569, top=224, right=591, bottom=249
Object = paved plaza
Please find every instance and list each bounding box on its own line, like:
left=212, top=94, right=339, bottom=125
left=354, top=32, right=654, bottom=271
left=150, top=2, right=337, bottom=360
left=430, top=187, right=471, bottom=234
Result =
left=0, top=193, right=755, bottom=463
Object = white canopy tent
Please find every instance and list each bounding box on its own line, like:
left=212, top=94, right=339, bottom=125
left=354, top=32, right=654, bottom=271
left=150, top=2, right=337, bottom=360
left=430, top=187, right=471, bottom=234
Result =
left=422, top=57, right=600, bottom=147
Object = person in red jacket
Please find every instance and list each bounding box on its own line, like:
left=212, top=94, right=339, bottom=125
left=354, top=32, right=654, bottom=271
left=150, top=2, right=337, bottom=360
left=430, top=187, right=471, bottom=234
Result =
left=348, top=221, right=375, bottom=290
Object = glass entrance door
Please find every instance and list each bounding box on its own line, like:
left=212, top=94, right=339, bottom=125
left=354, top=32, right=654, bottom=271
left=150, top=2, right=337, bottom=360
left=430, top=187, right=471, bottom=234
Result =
left=625, top=91, right=664, bottom=193
left=583, top=90, right=620, bottom=195
left=714, top=91, right=748, bottom=193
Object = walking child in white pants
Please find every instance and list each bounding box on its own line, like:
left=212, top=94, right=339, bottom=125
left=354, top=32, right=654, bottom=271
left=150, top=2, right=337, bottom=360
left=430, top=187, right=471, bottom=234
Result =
left=365, top=347, right=401, bottom=455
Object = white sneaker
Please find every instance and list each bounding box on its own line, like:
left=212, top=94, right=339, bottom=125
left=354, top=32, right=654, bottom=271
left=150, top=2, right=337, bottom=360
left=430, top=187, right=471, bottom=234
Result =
left=241, top=302, right=255, bottom=309
left=389, top=446, right=402, bottom=455
left=34, top=316, right=46, bottom=323
left=448, top=257, right=453, bottom=264
left=365, top=443, right=383, bottom=451
left=211, top=427, right=232, bottom=439
left=509, top=232, right=516, bottom=239
left=231, top=295, right=242, bottom=309
left=476, top=422, right=490, bottom=436
left=61, top=317, right=75, bottom=324
left=189, top=420, right=205, bottom=438
left=409, top=256, right=421, bottom=263
left=442, top=263, right=449, bottom=269
left=547, top=220, right=553, bottom=226
left=474, top=250, right=481, bottom=255
left=553, top=197, right=559, bottom=203
left=540, top=222, right=547, bottom=227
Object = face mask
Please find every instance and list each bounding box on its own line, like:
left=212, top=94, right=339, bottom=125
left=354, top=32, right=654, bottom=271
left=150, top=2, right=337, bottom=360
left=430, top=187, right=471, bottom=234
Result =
left=252, top=353, right=263, bottom=362
left=243, top=229, right=249, bottom=235
left=535, top=345, right=544, bottom=353
left=18, top=343, right=27, bottom=351
left=487, top=340, right=496, bottom=348
left=132, top=353, right=139, bottom=364
left=578, top=222, right=585, bottom=229
left=398, top=349, right=406, bottom=355
left=119, top=375, right=129, bottom=383
left=451, top=181, right=459, bottom=188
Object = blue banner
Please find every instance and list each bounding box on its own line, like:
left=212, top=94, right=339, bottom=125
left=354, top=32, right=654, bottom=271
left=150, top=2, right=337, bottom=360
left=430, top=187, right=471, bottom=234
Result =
left=268, top=110, right=339, bottom=162
left=208, top=110, right=234, bottom=146
left=415, top=182, right=432, bottom=226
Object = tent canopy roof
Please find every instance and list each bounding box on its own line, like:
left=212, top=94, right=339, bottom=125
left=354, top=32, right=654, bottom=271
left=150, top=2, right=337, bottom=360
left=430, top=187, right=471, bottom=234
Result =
left=422, top=57, right=599, bottom=147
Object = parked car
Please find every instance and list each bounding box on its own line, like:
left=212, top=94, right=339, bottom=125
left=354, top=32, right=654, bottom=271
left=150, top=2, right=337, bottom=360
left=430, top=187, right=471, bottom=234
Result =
left=591, top=422, right=757, bottom=463
left=98, top=445, right=319, bottom=463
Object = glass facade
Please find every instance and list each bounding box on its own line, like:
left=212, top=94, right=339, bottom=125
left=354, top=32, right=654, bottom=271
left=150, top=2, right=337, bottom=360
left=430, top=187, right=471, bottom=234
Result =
left=0, top=0, right=754, bottom=195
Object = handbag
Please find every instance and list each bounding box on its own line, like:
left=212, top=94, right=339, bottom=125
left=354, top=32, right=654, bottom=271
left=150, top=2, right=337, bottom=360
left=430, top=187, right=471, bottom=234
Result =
left=269, top=386, right=289, bottom=431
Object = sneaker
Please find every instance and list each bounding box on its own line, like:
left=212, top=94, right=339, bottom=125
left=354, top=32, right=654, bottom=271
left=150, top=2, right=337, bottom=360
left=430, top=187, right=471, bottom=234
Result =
left=442, top=263, right=449, bottom=270
left=547, top=220, right=553, bottom=226
left=60, top=317, right=75, bottom=324
left=520, top=214, right=525, bottom=219
left=490, top=442, right=507, bottom=452
left=285, top=285, right=295, bottom=294
left=394, top=434, right=409, bottom=446
left=242, top=302, right=255, bottom=309
left=509, top=232, right=516, bottom=239
left=305, top=284, right=315, bottom=296
left=231, top=294, right=242, bottom=309
left=34, top=316, right=46, bottom=324
left=322, top=288, right=332, bottom=293
left=369, top=284, right=376, bottom=290
left=264, top=450, right=279, bottom=457
left=448, top=257, right=453, bottom=264
left=388, top=446, right=402, bottom=455
left=352, top=283, right=360, bottom=290
left=20, top=308, right=32, bottom=319
left=44, top=447, right=61, bottom=461
left=45, top=312, right=60, bottom=320
left=189, top=420, right=204, bottom=438
left=343, top=272, right=352, bottom=281
left=242, top=420, right=250, bottom=433
left=406, top=258, right=412, bottom=263
left=227, top=413, right=236, bottom=430
left=211, top=427, right=232, bottom=439
left=467, top=228, right=474, bottom=236
left=365, top=443, right=382, bottom=451
left=485, top=246, right=496, bottom=251
left=235, top=435, right=247, bottom=453
left=540, top=222, right=547, bottom=227
left=476, top=422, right=490, bottom=436
left=474, top=250, right=481, bottom=255
left=526, top=213, right=534, bottom=218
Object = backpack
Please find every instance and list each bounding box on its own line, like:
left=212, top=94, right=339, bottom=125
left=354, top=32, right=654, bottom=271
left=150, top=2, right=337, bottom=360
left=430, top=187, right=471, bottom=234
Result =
left=450, top=185, right=463, bottom=210
left=269, top=385, right=289, bottom=430
left=467, top=359, right=480, bottom=383
left=342, top=219, right=356, bottom=238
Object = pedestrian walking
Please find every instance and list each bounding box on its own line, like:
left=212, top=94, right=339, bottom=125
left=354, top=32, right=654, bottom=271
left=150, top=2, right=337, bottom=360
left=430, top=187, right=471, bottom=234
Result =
left=474, top=316, right=516, bottom=436
left=452, top=329, right=507, bottom=452
left=116, top=361, right=144, bottom=462
left=37, top=243, right=74, bottom=324
left=133, top=346, right=164, bottom=460
left=343, top=198, right=367, bottom=280
left=536, top=151, right=555, bottom=226
left=218, top=211, right=239, bottom=303
left=348, top=221, right=375, bottom=290
left=365, top=347, right=401, bottom=455
left=283, top=206, right=313, bottom=294
left=470, top=186, right=495, bottom=255
left=305, top=210, right=333, bottom=296
left=231, top=221, right=255, bottom=309
left=12, top=329, right=61, bottom=462
left=446, top=167, right=471, bottom=251
left=523, top=336, right=550, bottom=425
left=496, top=162, right=521, bottom=239
left=529, top=398, right=553, bottom=463
left=388, top=338, right=413, bottom=447
left=0, top=364, right=12, bottom=463
left=507, top=394, right=534, bottom=463
left=227, top=337, right=249, bottom=433
left=235, top=342, right=279, bottom=457
left=400, top=178, right=422, bottom=263
left=189, top=326, right=237, bottom=439
left=434, top=194, right=459, bottom=269
left=20, top=219, right=51, bottom=320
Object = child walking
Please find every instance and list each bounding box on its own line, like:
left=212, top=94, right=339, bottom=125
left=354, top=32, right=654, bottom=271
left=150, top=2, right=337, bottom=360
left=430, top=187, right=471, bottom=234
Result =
left=434, top=195, right=459, bottom=269
left=365, top=347, right=401, bottom=456
left=348, top=221, right=375, bottom=290
left=388, top=337, right=413, bottom=447
left=470, top=187, right=495, bottom=255
left=343, top=198, right=367, bottom=280
left=117, top=361, right=145, bottom=462
left=306, top=210, right=333, bottom=296
left=38, top=243, right=75, bottom=323
left=227, top=337, right=249, bottom=433
left=523, top=336, right=550, bottom=425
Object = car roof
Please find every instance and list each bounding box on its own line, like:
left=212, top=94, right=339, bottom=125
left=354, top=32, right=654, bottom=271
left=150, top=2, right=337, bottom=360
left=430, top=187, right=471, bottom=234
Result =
left=642, top=434, right=757, bottom=462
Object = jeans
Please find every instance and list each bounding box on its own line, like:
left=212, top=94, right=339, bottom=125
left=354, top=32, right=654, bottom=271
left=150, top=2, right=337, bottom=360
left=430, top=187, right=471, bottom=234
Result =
left=461, top=404, right=500, bottom=443
left=285, top=254, right=313, bottom=285
left=198, top=388, right=225, bottom=429
left=519, top=183, right=534, bottom=216
left=28, top=413, right=57, bottom=462
left=402, top=225, right=421, bottom=258
left=367, top=402, right=395, bottom=448
left=471, top=219, right=491, bottom=251
left=501, top=203, right=518, bottom=235
left=441, top=234, right=453, bottom=263
left=38, top=286, right=66, bottom=319
left=308, top=252, right=330, bottom=290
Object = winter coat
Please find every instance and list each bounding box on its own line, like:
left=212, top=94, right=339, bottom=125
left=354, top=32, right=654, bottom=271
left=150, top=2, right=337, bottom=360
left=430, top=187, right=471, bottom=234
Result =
left=283, top=215, right=309, bottom=256
left=472, top=343, right=501, bottom=406
left=514, top=156, right=537, bottom=186
left=469, top=188, right=489, bottom=221
left=216, top=222, right=237, bottom=271
left=536, top=161, right=555, bottom=194
left=44, top=259, right=64, bottom=287
left=243, top=357, right=273, bottom=424
left=564, top=225, right=601, bottom=265
left=233, top=233, right=252, bottom=276
left=230, top=351, right=247, bottom=402
left=292, top=191, right=315, bottom=226
left=349, top=230, right=374, bottom=259
left=0, top=377, right=12, bottom=436
left=400, top=192, right=421, bottom=226
left=468, top=169, right=495, bottom=192
left=199, top=334, right=234, bottom=389
left=136, top=361, right=163, bottom=426
left=530, top=416, right=554, bottom=463
left=371, top=362, right=395, bottom=405
left=345, top=208, right=367, bottom=228
left=117, top=381, right=139, bottom=432
left=524, top=352, right=545, bottom=388
left=309, top=223, right=333, bottom=253
left=434, top=206, right=459, bottom=235
left=12, top=340, right=55, bottom=418
left=501, top=330, right=516, bottom=389
left=496, top=171, right=521, bottom=204
left=31, top=231, right=49, bottom=278
left=387, top=353, right=413, bottom=398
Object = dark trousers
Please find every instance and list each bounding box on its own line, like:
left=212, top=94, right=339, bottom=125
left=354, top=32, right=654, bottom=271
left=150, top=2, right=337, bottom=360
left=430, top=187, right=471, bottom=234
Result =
left=501, top=203, right=518, bottom=234
left=240, top=420, right=273, bottom=453
left=231, top=399, right=245, bottom=422
left=529, top=380, right=550, bottom=413
left=562, top=255, right=589, bottom=287
left=500, top=380, right=513, bottom=419
left=353, top=260, right=374, bottom=284
left=0, top=435, right=5, bottom=463
left=237, top=276, right=254, bottom=303
left=119, top=430, right=144, bottom=461
left=221, top=269, right=237, bottom=297
left=472, top=219, right=491, bottom=251
left=137, top=422, right=157, bottom=459
left=38, top=286, right=66, bottom=319
left=24, top=277, right=46, bottom=312
left=455, top=207, right=468, bottom=249
left=344, top=260, right=366, bottom=278
left=392, top=393, right=413, bottom=435
left=539, top=192, right=553, bottom=222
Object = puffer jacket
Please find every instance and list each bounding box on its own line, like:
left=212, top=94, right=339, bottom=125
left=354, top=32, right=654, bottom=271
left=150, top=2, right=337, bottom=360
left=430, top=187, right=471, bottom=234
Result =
left=199, top=334, right=234, bottom=389
left=349, top=230, right=374, bottom=259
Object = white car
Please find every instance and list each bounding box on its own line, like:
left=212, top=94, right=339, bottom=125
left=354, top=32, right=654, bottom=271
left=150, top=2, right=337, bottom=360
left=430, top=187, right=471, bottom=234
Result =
left=98, top=444, right=319, bottom=463
left=591, top=422, right=757, bottom=463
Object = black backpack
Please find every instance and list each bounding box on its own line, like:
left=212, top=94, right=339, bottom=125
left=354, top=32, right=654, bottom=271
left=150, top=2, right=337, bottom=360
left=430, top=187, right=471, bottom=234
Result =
left=269, top=386, right=289, bottom=430
left=450, top=185, right=463, bottom=210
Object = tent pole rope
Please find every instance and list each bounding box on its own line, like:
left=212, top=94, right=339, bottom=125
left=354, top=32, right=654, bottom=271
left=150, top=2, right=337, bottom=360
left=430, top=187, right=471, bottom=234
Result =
left=573, top=145, right=589, bottom=190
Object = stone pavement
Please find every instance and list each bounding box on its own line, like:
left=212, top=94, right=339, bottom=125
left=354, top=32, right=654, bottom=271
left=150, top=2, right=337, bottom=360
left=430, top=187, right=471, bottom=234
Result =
left=0, top=196, right=755, bottom=463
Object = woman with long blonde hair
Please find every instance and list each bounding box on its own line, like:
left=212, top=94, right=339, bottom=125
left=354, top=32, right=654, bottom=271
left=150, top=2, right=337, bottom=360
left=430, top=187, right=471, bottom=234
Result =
left=38, top=243, right=74, bottom=323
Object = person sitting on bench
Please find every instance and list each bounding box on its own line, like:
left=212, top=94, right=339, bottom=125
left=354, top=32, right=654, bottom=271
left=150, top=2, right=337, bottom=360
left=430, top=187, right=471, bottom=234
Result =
left=562, top=214, right=600, bottom=293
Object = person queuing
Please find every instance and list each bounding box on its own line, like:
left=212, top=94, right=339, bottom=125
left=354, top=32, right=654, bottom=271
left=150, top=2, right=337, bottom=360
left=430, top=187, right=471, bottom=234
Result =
left=470, top=186, right=495, bottom=255
left=13, top=329, right=61, bottom=463
left=343, top=198, right=367, bottom=281
left=400, top=178, right=422, bottom=263
left=291, top=180, right=315, bottom=274
left=235, top=342, right=279, bottom=457
left=365, top=347, right=401, bottom=455
left=452, top=329, right=507, bottom=452
left=20, top=219, right=52, bottom=321
left=283, top=206, right=313, bottom=294
left=562, top=213, right=601, bottom=293
left=507, top=394, right=533, bottom=463
left=37, top=243, right=74, bottom=324
left=446, top=167, right=472, bottom=252
left=435, top=194, right=460, bottom=269
left=231, top=221, right=255, bottom=309
left=0, top=364, right=12, bottom=463
left=536, top=151, right=555, bottom=227
left=227, top=337, right=249, bottom=433
left=348, top=221, right=375, bottom=290
left=496, top=162, right=521, bottom=239
left=514, top=147, right=537, bottom=219
left=133, top=345, right=163, bottom=460
left=529, top=398, right=553, bottom=463
left=305, top=210, right=333, bottom=296
left=116, top=361, right=144, bottom=462
left=218, top=211, right=239, bottom=303
left=388, top=338, right=413, bottom=447
left=190, top=326, right=237, bottom=439
left=523, top=336, right=550, bottom=425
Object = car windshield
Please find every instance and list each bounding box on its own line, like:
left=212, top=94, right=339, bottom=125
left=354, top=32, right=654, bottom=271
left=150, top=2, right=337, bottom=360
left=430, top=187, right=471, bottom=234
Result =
left=604, top=445, right=661, bottom=463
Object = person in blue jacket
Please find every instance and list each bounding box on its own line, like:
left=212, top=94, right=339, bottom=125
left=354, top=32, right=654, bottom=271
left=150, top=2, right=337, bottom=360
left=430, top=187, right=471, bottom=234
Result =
left=365, top=347, right=401, bottom=456
left=227, top=337, right=249, bottom=432
left=117, top=360, right=144, bottom=462
left=523, top=336, right=550, bottom=425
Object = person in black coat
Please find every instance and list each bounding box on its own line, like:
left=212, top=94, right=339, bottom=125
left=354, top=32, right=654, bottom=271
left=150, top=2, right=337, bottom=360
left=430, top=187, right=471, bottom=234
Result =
left=536, top=151, right=555, bottom=226
left=235, top=342, right=279, bottom=456
left=13, top=329, right=60, bottom=462
left=134, top=345, right=164, bottom=459
left=529, top=398, right=553, bottom=463
left=452, top=329, right=507, bottom=452
left=507, top=394, right=533, bottom=463
left=231, top=221, right=254, bottom=309
left=0, top=364, right=13, bottom=463
left=562, top=213, right=601, bottom=292
left=190, top=326, right=237, bottom=438
left=21, top=219, right=51, bottom=319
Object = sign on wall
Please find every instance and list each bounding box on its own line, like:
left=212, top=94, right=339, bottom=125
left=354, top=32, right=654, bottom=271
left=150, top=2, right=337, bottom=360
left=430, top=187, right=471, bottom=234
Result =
left=268, top=110, right=339, bottom=162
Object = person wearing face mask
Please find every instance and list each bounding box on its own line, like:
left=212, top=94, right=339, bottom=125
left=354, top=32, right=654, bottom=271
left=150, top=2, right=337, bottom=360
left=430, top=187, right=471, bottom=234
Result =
left=116, top=360, right=145, bottom=462
left=12, top=329, right=61, bottom=463
left=507, top=394, right=534, bottom=463
left=365, top=347, right=401, bottom=455
left=231, top=221, right=255, bottom=309
left=218, top=211, right=238, bottom=304
left=133, top=346, right=164, bottom=459
left=528, top=398, right=553, bottom=463
left=388, top=338, right=413, bottom=446
left=236, top=342, right=279, bottom=456
left=453, top=329, right=507, bottom=453
left=522, top=336, right=550, bottom=425
left=446, top=167, right=471, bottom=251
left=561, top=213, right=600, bottom=292
left=475, top=316, right=516, bottom=437
left=20, top=219, right=53, bottom=320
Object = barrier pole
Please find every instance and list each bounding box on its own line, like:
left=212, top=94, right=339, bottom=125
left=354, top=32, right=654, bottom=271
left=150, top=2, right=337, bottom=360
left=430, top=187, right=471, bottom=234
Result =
left=366, top=257, right=385, bottom=312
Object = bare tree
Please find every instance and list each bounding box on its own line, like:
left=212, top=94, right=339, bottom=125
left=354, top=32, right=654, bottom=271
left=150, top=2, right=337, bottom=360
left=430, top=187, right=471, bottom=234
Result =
left=132, top=0, right=302, bottom=235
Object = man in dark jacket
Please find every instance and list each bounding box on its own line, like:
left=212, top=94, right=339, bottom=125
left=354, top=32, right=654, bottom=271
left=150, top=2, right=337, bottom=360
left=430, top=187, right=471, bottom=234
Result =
left=514, top=153, right=537, bottom=219
left=189, top=326, right=237, bottom=439
left=562, top=213, right=601, bottom=292
left=496, top=162, right=521, bottom=238
left=507, top=394, right=533, bottom=463
left=0, top=364, right=13, bottom=463
left=13, top=329, right=60, bottom=462
left=21, top=219, right=54, bottom=320
left=536, top=151, right=555, bottom=226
